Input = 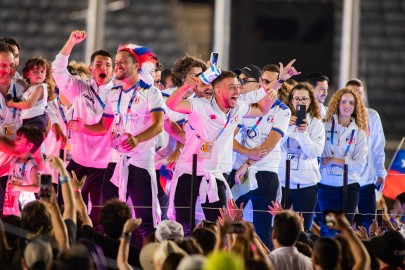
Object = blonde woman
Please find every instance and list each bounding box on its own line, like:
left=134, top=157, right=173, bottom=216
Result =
left=318, top=88, right=368, bottom=236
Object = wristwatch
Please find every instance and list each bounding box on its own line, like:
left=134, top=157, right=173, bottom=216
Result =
left=277, top=74, right=285, bottom=84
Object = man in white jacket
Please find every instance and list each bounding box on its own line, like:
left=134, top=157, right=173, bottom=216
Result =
left=52, top=30, right=114, bottom=229
left=346, top=79, right=387, bottom=230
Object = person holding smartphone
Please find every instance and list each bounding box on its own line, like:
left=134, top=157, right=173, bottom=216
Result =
left=278, top=82, right=325, bottom=230
left=318, top=88, right=368, bottom=236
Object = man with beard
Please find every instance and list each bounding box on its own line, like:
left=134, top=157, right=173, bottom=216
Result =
left=306, top=72, right=329, bottom=118
left=194, top=72, right=213, bottom=99
left=166, top=70, right=279, bottom=235
left=0, top=41, right=26, bottom=216
left=68, top=43, right=167, bottom=241
left=52, top=30, right=114, bottom=229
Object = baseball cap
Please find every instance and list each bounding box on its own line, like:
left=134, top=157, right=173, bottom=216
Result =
left=24, top=239, right=53, bottom=269
left=155, top=220, right=184, bottom=242
left=369, top=230, right=405, bottom=267
left=140, top=242, right=161, bottom=270
left=234, top=64, right=261, bottom=81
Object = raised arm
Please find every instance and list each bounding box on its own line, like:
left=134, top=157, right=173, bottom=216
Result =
left=60, top=30, right=87, bottom=57
left=166, top=76, right=199, bottom=114
left=117, top=218, right=142, bottom=270
left=47, top=156, right=76, bottom=224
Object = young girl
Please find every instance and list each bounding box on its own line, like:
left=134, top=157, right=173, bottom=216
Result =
left=318, top=88, right=368, bottom=236
left=6, top=56, right=50, bottom=132
left=278, top=82, right=325, bottom=230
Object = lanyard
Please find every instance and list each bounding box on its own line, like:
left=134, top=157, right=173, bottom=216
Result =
left=286, top=136, right=301, bottom=151
left=12, top=159, right=28, bottom=179
left=189, top=112, right=231, bottom=142
left=12, top=84, right=17, bottom=119
left=248, top=117, right=263, bottom=137
left=330, top=118, right=355, bottom=157
left=56, top=97, right=67, bottom=124
left=90, top=85, right=105, bottom=109
left=117, top=83, right=140, bottom=125
left=56, top=97, right=72, bottom=139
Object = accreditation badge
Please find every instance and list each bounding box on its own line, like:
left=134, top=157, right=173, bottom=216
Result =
left=2, top=123, right=17, bottom=140
left=330, top=164, right=343, bottom=176
left=199, top=142, right=214, bottom=159
left=287, top=153, right=299, bottom=170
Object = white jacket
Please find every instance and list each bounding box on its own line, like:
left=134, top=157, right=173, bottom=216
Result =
left=359, top=108, right=387, bottom=186
left=278, top=115, right=325, bottom=187
left=320, top=114, right=368, bottom=187
left=52, top=53, right=113, bottom=168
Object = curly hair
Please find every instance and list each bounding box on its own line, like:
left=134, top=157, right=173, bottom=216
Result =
left=286, top=82, right=321, bottom=119
left=99, top=199, right=132, bottom=239
left=22, top=56, right=55, bottom=100
left=171, top=55, right=207, bottom=87
left=324, top=88, right=368, bottom=132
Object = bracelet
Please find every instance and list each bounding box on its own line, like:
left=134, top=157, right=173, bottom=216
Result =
left=73, top=189, right=81, bottom=193
left=277, top=74, right=285, bottom=84
left=369, top=232, right=377, bottom=238
left=59, top=175, right=70, bottom=185
left=245, top=159, right=253, bottom=167
left=121, top=232, right=131, bottom=241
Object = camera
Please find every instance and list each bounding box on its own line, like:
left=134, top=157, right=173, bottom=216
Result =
left=5, top=94, right=20, bottom=103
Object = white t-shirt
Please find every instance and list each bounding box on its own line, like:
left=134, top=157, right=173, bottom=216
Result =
left=103, top=82, right=166, bottom=168
left=176, top=98, right=250, bottom=175
left=234, top=100, right=291, bottom=173
left=20, top=83, right=48, bottom=120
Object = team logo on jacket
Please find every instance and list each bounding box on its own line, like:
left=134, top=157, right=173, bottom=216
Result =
left=231, top=115, right=239, bottom=124
left=246, top=128, right=257, bottom=139
left=267, top=115, right=275, bottom=123
left=134, top=97, right=140, bottom=104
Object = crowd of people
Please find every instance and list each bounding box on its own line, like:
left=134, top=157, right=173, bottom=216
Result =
left=0, top=30, right=404, bottom=269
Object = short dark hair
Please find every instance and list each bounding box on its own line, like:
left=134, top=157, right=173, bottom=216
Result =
left=17, top=126, right=44, bottom=153
left=191, top=228, right=216, bottom=255
left=305, top=72, right=329, bottom=88
left=0, top=37, right=20, bottom=51
left=90, top=49, right=113, bottom=64
left=346, top=78, right=364, bottom=88
left=161, top=68, right=173, bottom=88
left=314, top=238, right=341, bottom=270
left=211, top=70, right=237, bottom=88
left=0, top=41, right=14, bottom=54
left=156, top=61, right=163, bottom=72
left=273, top=210, right=301, bottom=246
left=171, top=56, right=207, bottom=87
left=262, top=64, right=279, bottom=74
left=100, top=199, right=132, bottom=239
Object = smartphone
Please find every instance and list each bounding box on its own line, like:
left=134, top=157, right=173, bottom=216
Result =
left=324, top=212, right=336, bottom=228
left=210, top=52, right=219, bottom=66
left=40, top=174, right=52, bottom=198
left=296, top=104, right=306, bottom=126
left=228, top=222, right=245, bottom=234
left=376, top=209, right=383, bottom=226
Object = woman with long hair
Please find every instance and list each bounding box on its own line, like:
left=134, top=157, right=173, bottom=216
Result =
left=278, top=82, right=325, bottom=230
left=318, top=88, right=368, bottom=236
